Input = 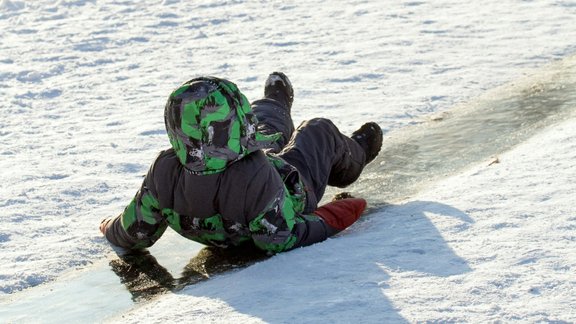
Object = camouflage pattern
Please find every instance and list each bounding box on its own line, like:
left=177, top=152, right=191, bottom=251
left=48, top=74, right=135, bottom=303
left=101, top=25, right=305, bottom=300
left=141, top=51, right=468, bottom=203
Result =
left=119, top=187, right=248, bottom=250
left=165, top=76, right=279, bottom=174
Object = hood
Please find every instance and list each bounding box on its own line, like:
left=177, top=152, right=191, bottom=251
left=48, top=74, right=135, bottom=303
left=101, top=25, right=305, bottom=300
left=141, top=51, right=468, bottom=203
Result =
left=164, top=76, right=279, bottom=175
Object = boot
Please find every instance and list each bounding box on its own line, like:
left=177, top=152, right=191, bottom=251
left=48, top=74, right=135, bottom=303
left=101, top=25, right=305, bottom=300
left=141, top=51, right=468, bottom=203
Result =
left=351, top=122, right=383, bottom=164
left=264, top=72, right=294, bottom=111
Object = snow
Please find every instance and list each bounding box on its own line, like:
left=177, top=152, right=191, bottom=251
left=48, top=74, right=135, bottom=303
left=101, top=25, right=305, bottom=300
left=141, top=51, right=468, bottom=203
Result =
left=1, top=0, right=575, bottom=322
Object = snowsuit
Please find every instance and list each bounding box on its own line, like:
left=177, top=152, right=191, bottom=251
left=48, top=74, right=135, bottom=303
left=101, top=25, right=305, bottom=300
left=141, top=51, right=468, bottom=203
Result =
left=102, top=77, right=367, bottom=253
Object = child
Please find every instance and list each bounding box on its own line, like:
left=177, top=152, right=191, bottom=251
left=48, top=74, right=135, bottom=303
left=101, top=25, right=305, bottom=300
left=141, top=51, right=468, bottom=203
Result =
left=100, top=73, right=382, bottom=253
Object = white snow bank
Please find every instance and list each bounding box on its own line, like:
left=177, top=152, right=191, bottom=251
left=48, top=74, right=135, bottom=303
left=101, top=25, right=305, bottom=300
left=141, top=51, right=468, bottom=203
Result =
left=110, top=115, right=576, bottom=324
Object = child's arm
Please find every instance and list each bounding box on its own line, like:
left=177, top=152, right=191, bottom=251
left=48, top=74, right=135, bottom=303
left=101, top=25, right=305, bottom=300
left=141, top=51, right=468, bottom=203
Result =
left=248, top=189, right=366, bottom=253
left=100, top=182, right=168, bottom=251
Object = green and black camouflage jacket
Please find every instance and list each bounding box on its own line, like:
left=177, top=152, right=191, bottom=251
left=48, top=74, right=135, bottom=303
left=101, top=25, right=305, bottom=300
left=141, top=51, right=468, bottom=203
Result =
left=103, top=149, right=333, bottom=253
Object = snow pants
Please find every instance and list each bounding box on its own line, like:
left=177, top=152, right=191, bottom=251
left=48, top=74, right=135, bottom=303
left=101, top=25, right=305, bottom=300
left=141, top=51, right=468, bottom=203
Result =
left=251, top=98, right=367, bottom=213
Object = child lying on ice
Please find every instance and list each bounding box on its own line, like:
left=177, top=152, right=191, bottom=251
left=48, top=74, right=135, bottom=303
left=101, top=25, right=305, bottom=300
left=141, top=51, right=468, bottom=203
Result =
left=100, top=72, right=382, bottom=254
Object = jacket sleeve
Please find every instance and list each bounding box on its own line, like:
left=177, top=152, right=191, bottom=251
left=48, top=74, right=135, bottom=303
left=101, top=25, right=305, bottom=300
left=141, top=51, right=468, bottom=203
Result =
left=248, top=188, right=338, bottom=253
left=102, top=171, right=168, bottom=250
left=245, top=162, right=338, bottom=253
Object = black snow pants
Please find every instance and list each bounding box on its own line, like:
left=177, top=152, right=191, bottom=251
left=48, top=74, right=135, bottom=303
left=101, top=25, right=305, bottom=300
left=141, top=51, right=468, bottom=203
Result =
left=251, top=98, right=367, bottom=213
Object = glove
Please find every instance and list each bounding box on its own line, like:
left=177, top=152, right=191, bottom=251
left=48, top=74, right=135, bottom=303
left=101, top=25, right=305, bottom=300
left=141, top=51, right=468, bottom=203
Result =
left=313, top=198, right=367, bottom=232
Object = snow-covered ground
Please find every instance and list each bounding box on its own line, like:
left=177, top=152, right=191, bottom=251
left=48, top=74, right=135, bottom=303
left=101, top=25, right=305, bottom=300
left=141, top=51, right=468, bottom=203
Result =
left=1, top=0, right=575, bottom=322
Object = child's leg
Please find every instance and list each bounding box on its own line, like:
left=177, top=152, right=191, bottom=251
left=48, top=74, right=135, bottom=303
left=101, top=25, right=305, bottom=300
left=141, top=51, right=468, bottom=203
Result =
left=279, top=118, right=367, bottom=212
left=251, top=98, right=294, bottom=153
left=251, top=72, right=295, bottom=153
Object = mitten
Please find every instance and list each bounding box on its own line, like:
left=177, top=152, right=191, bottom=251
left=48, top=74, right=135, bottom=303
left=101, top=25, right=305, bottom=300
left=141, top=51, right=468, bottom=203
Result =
left=313, top=198, right=367, bottom=232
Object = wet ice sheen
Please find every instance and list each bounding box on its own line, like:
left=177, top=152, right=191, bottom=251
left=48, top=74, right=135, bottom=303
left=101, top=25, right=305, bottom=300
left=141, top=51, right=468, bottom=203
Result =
left=343, top=55, right=576, bottom=206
